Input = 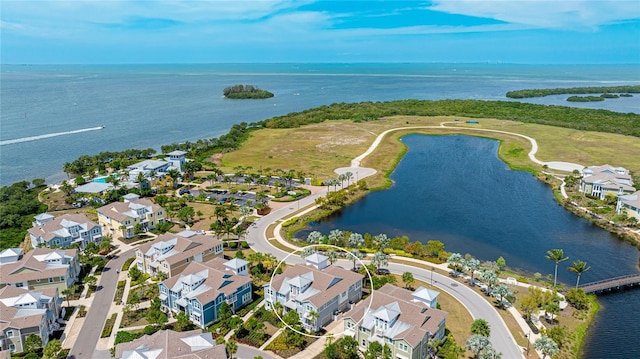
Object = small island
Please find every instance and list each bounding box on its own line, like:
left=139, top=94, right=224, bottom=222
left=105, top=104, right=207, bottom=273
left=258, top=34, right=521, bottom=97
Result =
left=223, top=84, right=274, bottom=99
left=566, top=95, right=606, bottom=102
left=506, top=85, right=640, bottom=98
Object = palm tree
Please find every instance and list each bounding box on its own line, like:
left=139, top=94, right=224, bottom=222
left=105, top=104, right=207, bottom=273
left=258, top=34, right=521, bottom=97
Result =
left=344, top=171, right=353, bottom=186
left=447, top=253, right=464, bottom=274
left=348, top=232, right=364, bottom=248
left=371, top=251, right=388, bottom=271
left=533, top=336, right=560, bottom=359
left=62, top=288, right=73, bottom=306
left=306, top=231, right=323, bottom=244
left=465, top=258, right=481, bottom=285
left=225, top=340, right=238, bottom=359
left=301, top=246, right=315, bottom=258
left=479, top=270, right=498, bottom=292
left=567, top=260, right=591, bottom=289
left=350, top=249, right=364, bottom=271
left=328, top=229, right=344, bottom=246
left=478, top=344, right=502, bottom=359
left=374, top=233, right=389, bottom=251
left=492, top=284, right=512, bottom=308
left=307, top=310, right=320, bottom=331
left=546, top=249, right=569, bottom=288
left=465, top=334, right=490, bottom=358
left=326, top=250, right=338, bottom=265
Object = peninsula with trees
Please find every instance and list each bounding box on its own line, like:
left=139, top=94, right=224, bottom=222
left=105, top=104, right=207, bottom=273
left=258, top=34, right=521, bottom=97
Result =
left=223, top=84, right=274, bottom=99
left=506, top=85, right=640, bottom=99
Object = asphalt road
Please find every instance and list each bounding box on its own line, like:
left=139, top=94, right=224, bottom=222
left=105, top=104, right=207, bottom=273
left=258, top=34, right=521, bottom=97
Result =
left=68, top=249, right=135, bottom=359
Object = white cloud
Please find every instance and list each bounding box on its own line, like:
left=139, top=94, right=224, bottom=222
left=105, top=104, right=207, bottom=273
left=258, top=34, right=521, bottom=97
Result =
left=428, top=0, right=640, bottom=29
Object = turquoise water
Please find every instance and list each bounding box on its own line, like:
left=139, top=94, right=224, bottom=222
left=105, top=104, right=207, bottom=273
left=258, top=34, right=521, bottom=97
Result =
left=1, top=63, right=639, bottom=186
left=92, top=174, right=118, bottom=183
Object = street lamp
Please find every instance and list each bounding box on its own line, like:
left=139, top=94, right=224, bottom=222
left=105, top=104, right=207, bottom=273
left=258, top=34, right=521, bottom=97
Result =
left=525, top=331, right=531, bottom=356
left=431, top=266, right=435, bottom=285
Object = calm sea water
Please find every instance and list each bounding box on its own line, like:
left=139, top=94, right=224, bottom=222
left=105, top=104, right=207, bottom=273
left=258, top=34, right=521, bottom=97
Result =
left=2, top=64, right=639, bottom=356
left=1, top=63, right=639, bottom=186
left=298, top=135, right=640, bottom=358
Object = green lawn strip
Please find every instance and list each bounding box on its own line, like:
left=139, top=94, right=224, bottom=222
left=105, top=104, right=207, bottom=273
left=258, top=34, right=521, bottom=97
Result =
left=122, top=257, right=135, bottom=271
left=113, top=280, right=126, bottom=303
left=101, top=313, right=117, bottom=338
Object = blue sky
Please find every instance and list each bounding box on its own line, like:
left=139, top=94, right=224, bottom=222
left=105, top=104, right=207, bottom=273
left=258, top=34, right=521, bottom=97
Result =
left=1, top=0, right=639, bottom=64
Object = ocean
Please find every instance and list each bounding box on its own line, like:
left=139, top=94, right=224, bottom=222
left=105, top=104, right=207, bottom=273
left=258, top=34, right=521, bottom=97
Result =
left=1, top=63, right=639, bottom=357
left=1, top=63, right=639, bottom=186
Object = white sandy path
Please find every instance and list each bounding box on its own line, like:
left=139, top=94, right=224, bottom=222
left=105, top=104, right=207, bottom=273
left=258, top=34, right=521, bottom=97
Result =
left=351, top=122, right=584, bottom=172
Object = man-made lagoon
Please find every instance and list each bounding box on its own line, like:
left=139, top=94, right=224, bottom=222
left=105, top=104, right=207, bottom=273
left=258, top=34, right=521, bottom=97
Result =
left=298, top=135, right=640, bottom=358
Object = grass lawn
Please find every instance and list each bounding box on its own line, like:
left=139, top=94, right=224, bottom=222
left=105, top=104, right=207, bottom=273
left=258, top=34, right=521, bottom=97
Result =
left=219, top=116, right=640, bottom=189
left=120, top=309, right=149, bottom=328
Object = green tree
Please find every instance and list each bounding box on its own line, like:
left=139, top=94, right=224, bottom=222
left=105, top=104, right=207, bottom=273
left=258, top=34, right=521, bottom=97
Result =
left=567, top=260, right=591, bottom=289
left=218, top=302, right=233, bottom=322
left=128, top=265, right=142, bottom=281
left=62, top=287, right=73, bottom=306
left=306, top=231, right=323, bottom=244
left=496, top=256, right=507, bottom=271
left=371, top=251, right=388, bottom=271
left=341, top=335, right=359, bottom=359
left=470, top=319, right=491, bottom=337
left=24, top=334, right=42, bottom=352
left=425, top=240, right=445, bottom=257
left=146, top=308, right=168, bottom=327
left=374, top=233, right=390, bottom=250
left=465, top=334, right=490, bottom=358
left=492, top=284, right=513, bottom=308
left=43, top=339, right=62, bottom=359
left=545, top=249, right=569, bottom=288
left=226, top=340, right=238, bottom=359
left=533, top=336, right=560, bottom=359
left=447, top=253, right=464, bottom=273
left=174, top=311, right=191, bottom=332
left=402, top=271, right=414, bottom=289
left=326, top=250, right=338, bottom=265
left=365, top=341, right=383, bottom=359
left=348, top=232, right=364, bottom=248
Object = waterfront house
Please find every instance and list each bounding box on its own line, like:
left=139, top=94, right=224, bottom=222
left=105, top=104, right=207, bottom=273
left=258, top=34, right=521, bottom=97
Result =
left=27, top=213, right=102, bottom=250
left=264, top=253, right=364, bottom=332
left=579, top=164, right=636, bottom=200
left=166, top=150, right=187, bottom=172
left=134, top=231, right=223, bottom=277
left=114, top=329, right=226, bottom=359
left=0, top=286, right=62, bottom=355
left=344, top=284, right=447, bottom=359
left=158, top=259, right=252, bottom=328
left=616, top=190, right=640, bottom=221
left=0, top=248, right=80, bottom=291
left=97, top=195, right=165, bottom=239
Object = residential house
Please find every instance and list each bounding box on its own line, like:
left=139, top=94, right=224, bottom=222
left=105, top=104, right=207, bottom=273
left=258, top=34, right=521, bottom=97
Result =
left=0, top=248, right=80, bottom=291
left=616, top=190, right=640, bottom=221
left=127, top=159, right=172, bottom=182
left=97, top=195, right=165, bottom=239
left=114, top=329, right=226, bottom=359
left=579, top=165, right=636, bottom=200
left=28, top=213, right=102, bottom=250
left=344, top=284, right=447, bottom=359
left=0, top=249, right=22, bottom=265
left=134, top=231, right=223, bottom=277
left=159, top=258, right=252, bottom=328
left=166, top=150, right=187, bottom=172
left=0, top=286, right=63, bottom=354
left=264, top=253, right=364, bottom=332
left=207, top=257, right=249, bottom=276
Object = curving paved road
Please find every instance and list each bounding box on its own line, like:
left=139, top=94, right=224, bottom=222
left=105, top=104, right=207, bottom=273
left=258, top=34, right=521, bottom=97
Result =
left=69, top=249, right=135, bottom=359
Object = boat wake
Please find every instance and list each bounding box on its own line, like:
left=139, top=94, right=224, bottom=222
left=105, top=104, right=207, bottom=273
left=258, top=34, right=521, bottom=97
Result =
left=0, top=126, right=105, bottom=146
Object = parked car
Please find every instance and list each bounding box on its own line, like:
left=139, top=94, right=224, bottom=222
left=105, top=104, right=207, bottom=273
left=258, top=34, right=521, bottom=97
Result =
left=377, top=268, right=391, bottom=275
left=179, top=188, right=190, bottom=195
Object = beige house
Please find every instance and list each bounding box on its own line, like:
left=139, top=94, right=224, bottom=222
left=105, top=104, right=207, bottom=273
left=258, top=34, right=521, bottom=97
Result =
left=579, top=165, right=636, bottom=200
left=97, top=194, right=165, bottom=239
left=0, top=286, right=62, bottom=354
left=344, top=284, right=447, bottom=359
left=134, top=231, right=223, bottom=277
left=616, top=190, right=640, bottom=221
left=28, top=212, right=102, bottom=250
left=0, top=248, right=80, bottom=291
left=114, top=329, right=226, bottom=359
left=264, top=253, right=364, bottom=332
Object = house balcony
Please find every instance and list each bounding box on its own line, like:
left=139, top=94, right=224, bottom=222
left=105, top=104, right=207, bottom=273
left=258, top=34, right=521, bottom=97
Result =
left=226, top=296, right=237, bottom=305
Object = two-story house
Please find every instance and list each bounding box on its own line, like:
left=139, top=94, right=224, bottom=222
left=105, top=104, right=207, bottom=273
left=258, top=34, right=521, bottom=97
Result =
left=264, top=253, right=364, bottom=332
left=97, top=195, right=165, bottom=239
left=27, top=213, right=102, bottom=250
left=616, top=190, right=640, bottom=221
left=579, top=164, right=636, bottom=200
left=114, top=329, right=226, bottom=359
left=0, top=248, right=80, bottom=291
left=0, top=286, right=62, bottom=354
left=344, top=284, right=447, bottom=359
left=134, top=231, right=223, bottom=277
left=158, top=258, right=252, bottom=328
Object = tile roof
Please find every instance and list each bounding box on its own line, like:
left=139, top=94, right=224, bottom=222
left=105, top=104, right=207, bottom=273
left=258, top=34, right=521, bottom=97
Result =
left=0, top=248, right=76, bottom=285
left=137, top=233, right=221, bottom=267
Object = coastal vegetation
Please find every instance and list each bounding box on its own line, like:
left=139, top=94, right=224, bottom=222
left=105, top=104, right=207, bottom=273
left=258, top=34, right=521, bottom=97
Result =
left=566, top=95, right=605, bottom=102
left=0, top=180, right=47, bottom=250
left=506, top=85, right=640, bottom=98
left=223, top=84, right=274, bottom=99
